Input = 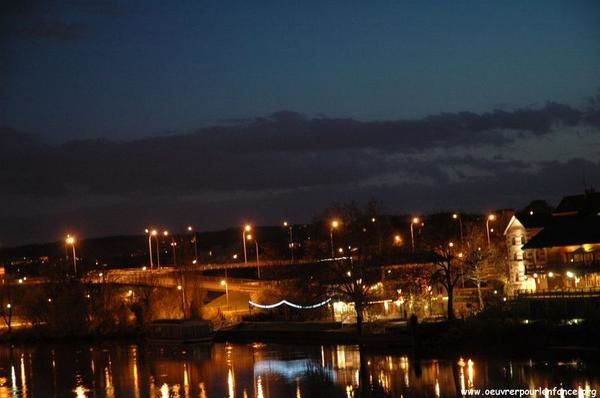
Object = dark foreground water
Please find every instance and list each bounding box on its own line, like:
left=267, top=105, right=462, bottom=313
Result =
left=0, top=341, right=598, bottom=398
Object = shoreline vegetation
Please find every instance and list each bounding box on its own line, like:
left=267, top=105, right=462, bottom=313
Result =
left=2, top=312, right=599, bottom=358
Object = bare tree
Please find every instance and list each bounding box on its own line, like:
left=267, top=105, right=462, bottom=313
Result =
left=430, top=246, right=462, bottom=320
left=0, top=279, right=14, bottom=334
left=462, top=225, right=509, bottom=311
left=327, top=257, right=380, bottom=335
left=314, top=201, right=387, bottom=334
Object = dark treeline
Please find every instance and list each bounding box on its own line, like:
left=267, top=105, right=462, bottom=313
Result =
left=0, top=200, right=510, bottom=277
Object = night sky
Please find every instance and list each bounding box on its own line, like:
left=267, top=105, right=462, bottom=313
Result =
left=1, top=1, right=600, bottom=246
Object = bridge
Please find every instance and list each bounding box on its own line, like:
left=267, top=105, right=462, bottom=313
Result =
left=179, top=258, right=342, bottom=271
left=84, top=267, right=279, bottom=293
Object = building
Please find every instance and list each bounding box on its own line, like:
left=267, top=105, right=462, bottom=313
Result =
left=521, top=191, right=600, bottom=292
left=503, top=210, right=551, bottom=294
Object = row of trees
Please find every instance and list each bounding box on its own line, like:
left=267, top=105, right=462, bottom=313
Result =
left=273, top=201, right=509, bottom=334
left=0, top=263, right=189, bottom=338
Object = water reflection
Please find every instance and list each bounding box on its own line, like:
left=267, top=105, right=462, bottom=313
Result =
left=0, top=342, right=598, bottom=397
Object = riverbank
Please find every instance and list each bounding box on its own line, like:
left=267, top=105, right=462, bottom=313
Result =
left=215, top=320, right=414, bottom=347
left=3, top=315, right=600, bottom=357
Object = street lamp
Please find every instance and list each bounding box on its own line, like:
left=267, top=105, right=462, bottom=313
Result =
left=220, top=278, right=229, bottom=307
left=145, top=229, right=156, bottom=269
left=170, top=240, right=178, bottom=267
left=452, top=213, right=464, bottom=244
left=188, top=225, right=198, bottom=264
left=486, top=214, right=496, bottom=247
left=155, top=230, right=168, bottom=269
left=283, top=221, right=294, bottom=263
left=150, top=230, right=158, bottom=269
left=410, top=217, right=420, bottom=252
left=394, top=234, right=402, bottom=245
left=330, top=220, right=340, bottom=258
left=65, top=235, right=77, bottom=275
left=246, top=233, right=260, bottom=278
left=242, top=224, right=252, bottom=265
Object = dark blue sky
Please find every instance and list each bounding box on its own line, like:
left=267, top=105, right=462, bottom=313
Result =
left=3, top=1, right=599, bottom=141
left=1, top=1, right=600, bottom=246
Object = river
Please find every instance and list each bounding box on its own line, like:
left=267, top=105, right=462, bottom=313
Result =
left=0, top=341, right=598, bottom=397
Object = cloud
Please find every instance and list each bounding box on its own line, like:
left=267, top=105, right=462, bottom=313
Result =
left=1, top=101, right=598, bottom=198
left=1, top=99, right=599, bottom=245
left=0, top=0, right=125, bottom=41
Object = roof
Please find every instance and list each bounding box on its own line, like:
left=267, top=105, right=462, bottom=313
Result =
left=522, top=215, right=600, bottom=249
left=554, top=192, right=600, bottom=216
left=516, top=211, right=552, bottom=229
left=503, top=212, right=551, bottom=235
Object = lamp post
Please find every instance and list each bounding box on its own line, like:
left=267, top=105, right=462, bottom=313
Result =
left=170, top=240, right=177, bottom=267
left=242, top=224, right=252, bottom=265
left=246, top=234, right=260, bottom=278
left=410, top=217, right=420, bottom=252
left=283, top=221, right=294, bottom=263
left=452, top=213, right=464, bottom=245
left=486, top=214, right=496, bottom=248
left=187, top=226, right=198, bottom=264
left=330, top=220, right=339, bottom=258
left=157, top=230, right=168, bottom=269
left=150, top=230, right=158, bottom=269
left=145, top=229, right=156, bottom=269
left=65, top=235, right=77, bottom=275
left=221, top=277, right=229, bottom=307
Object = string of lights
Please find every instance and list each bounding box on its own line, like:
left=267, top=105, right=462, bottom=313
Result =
left=248, top=298, right=331, bottom=310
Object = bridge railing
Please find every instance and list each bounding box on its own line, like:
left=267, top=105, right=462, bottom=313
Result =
left=516, top=287, right=600, bottom=299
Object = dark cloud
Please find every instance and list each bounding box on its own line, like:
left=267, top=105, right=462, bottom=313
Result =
left=1, top=101, right=598, bottom=197
left=1, top=100, right=599, bottom=245
left=0, top=0, right=124, bottom=41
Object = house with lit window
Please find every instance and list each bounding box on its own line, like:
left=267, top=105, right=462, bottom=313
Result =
left=521, top=191, right=600, bottom=292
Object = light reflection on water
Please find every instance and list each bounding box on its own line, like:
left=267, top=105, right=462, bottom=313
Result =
left=0, top=342, right=598, bottom=397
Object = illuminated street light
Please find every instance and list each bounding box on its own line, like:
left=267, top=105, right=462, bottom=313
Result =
left=410, top=217, right=420, bottom=252
left=220, top=279, right=229, bottom=307
left=155, top=230, right=167, bottom=269
left=246, top=233, right=261, bottom=278
left=283, top=221, right=294, bottom=263
left=188, top=225, right=198, bottom=264
left=65, top=235, right=77, bottom=275
left=486, top=214, right=496, bottom=247
left=452, top=213, right=464, bottom=244
left=330, top=220, right=340, bottom=258
left=394, top=234, right=402, bottom=245
left=145, top=228, right=156, bottom=269
left=170, top=240, right=178, bottom=267
left=242, top=224, right=252, bottom=265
